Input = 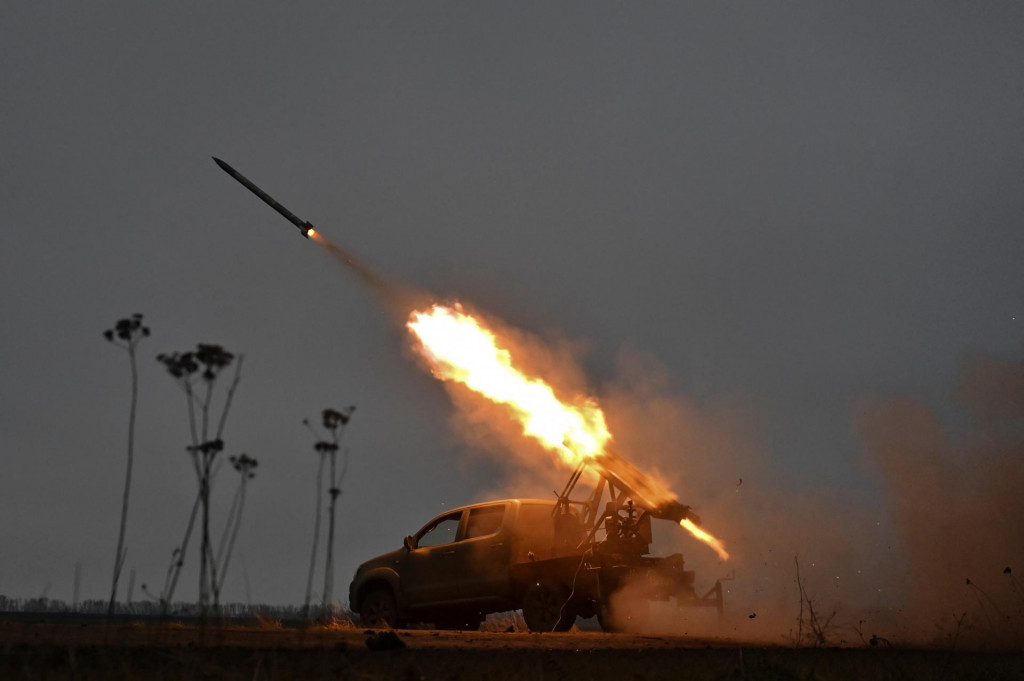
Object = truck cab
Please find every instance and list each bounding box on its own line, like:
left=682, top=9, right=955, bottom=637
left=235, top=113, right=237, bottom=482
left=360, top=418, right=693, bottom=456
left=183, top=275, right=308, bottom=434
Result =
left=349, top=499, right=584, bottom=629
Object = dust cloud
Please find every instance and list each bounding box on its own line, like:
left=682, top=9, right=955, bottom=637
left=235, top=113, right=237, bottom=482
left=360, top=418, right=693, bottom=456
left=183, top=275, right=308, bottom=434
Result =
left=857, top=347, right=1024, bottom=648
left=602, top=349, right=894, bottom=645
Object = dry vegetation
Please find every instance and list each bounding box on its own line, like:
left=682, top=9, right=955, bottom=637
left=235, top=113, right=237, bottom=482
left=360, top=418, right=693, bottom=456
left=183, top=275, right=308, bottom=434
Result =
left=2, top=620, right=1023, bottom=681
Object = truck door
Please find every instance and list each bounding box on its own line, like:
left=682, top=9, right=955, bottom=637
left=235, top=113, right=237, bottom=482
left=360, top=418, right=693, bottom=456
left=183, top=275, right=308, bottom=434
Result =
left=401, top=510, right=467, bottom=607
left=458, top=503, right=511, bottom=600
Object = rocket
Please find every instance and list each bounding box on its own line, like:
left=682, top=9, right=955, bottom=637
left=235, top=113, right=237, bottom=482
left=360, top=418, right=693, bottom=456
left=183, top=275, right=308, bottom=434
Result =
left=212, top=157, right=314, bottom=238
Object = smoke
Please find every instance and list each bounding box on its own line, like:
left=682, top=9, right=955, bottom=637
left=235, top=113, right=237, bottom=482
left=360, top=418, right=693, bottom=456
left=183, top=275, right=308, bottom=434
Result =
left=857, top=346, right=1024, bottom=647
left=603, top=345, right=1024, bottom=647
left=310, top=230, right=433, bottom=323
left=601, top=349, right=895, bottom=644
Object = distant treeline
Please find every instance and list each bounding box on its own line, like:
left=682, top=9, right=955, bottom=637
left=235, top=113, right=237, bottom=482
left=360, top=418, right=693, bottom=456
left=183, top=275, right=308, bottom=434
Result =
left=0, top=595, right=327, bottom=620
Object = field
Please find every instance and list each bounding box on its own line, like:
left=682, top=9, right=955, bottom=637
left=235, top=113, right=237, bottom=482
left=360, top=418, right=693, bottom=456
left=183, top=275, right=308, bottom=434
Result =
left=3, top=618, right=1023, bottom=680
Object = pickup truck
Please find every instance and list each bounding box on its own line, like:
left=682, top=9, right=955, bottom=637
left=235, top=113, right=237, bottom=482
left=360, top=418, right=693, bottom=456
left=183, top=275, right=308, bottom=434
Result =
left=348, top=496, right=722, bottom=632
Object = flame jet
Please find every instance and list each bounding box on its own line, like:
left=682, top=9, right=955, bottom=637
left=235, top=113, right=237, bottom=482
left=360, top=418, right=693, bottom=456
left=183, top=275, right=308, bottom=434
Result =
left=212, top=157, right=315, bottom=239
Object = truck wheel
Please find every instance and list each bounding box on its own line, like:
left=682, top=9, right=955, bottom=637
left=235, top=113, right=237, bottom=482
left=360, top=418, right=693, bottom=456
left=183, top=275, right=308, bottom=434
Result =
left=359, top=587, right=402, bottom=628
left=522, top=582, right=573, bottom=632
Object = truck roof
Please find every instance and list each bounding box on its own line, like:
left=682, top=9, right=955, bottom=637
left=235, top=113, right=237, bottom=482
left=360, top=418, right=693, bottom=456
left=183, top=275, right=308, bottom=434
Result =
left=441, top=498, right=557, bottom=514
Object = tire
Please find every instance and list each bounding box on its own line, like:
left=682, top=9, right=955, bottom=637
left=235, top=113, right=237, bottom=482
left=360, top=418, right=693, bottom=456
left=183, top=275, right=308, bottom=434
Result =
left=359, top=587, right=403, bottom=628
left=522, top=581, right=573, bottom=632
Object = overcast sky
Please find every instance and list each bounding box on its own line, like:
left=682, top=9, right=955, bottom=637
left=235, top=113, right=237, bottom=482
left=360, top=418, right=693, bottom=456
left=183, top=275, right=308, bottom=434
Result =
left=1, top=3, right=1022, bottom=613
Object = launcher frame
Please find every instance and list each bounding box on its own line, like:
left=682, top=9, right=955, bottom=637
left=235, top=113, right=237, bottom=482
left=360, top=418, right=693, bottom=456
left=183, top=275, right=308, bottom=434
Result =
left=546, top=457, right=727, bottom=616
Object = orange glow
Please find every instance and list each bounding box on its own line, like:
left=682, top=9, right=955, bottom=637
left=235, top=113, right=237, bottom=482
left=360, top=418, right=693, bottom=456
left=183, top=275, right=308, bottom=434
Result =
left=407, top=303, right=610, bottom=468
left=307, top=228, right=319, bottom=240
left=407, top=302, right=730, bottom=560
left=681, top=518, right=730, bottom=561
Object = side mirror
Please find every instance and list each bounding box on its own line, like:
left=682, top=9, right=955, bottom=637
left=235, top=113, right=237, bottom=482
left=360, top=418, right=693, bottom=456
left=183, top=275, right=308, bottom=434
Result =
left=403, top=536, right=414, bottom=552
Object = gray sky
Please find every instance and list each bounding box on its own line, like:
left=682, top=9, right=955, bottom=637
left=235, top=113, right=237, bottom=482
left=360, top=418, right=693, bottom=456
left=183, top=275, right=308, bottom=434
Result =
left=1, top=3, right=1022, bottom=614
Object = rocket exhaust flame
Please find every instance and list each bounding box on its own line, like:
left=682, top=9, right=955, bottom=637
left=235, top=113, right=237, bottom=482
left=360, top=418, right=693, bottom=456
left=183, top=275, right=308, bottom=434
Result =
left=681, top=518, right=730, bottom=562
left=408, top=304, right=611, bottom=467
left=407, top=302, right=729, bottom=560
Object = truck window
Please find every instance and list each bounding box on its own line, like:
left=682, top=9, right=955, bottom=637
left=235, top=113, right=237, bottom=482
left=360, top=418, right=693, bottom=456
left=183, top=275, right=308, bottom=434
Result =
left=415, top=513, right=461, bottom=548
left=465, top=505, right=505, bottom=539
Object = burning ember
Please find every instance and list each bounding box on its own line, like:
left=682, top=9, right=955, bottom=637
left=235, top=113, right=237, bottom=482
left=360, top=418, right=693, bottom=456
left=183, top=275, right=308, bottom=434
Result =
left=407, top=302, right=730, bottom=561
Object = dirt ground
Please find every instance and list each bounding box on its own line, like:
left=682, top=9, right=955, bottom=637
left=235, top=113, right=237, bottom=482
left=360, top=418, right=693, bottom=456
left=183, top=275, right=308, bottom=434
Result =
left=2, top=621, right=1023, bottom=680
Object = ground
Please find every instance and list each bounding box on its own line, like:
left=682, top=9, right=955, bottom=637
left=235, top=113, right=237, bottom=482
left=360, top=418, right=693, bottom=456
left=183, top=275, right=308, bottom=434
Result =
left=2, top=620, right=1023, bottom=680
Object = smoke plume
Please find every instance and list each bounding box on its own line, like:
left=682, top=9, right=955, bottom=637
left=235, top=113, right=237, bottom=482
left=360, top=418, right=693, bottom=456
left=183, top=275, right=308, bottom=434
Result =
left=858, top=346, right=1024, bottom=647
left=310, top=230, right=432, bottom=322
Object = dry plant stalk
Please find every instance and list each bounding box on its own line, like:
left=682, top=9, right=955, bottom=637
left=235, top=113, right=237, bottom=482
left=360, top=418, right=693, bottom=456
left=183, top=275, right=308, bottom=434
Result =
left=103, top=313, right=150, bottom=619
